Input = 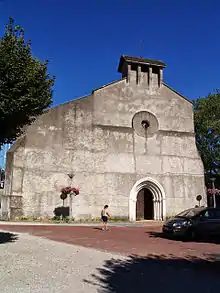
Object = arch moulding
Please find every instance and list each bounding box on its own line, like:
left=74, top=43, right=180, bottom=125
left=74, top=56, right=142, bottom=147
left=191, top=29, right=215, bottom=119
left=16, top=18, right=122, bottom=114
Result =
left=129, top=177, right=166, bottom=221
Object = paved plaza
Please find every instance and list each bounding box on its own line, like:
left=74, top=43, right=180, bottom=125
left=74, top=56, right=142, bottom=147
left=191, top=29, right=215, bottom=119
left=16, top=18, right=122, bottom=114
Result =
left=0, top=223, right=220, bottom=257
left=0, top=229, right=120, bottom=293
left=0, top=223, right=220, bottom=292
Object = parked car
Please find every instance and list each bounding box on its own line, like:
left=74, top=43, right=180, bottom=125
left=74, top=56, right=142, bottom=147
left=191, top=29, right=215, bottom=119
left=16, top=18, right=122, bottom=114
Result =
left=162, top=207, right=220, bottom=240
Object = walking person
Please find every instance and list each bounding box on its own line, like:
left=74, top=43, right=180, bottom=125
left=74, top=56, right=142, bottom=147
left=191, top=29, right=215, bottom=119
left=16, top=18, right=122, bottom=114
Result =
left=101, top=205, right=110, bottom=231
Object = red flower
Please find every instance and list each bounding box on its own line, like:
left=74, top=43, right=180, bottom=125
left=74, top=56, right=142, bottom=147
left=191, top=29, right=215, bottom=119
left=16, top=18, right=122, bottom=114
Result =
left=61, top=186, right=79, bottom=195
left=72, top=187, right=79, bottom=195
left=207, top=188, right=220, bottom=195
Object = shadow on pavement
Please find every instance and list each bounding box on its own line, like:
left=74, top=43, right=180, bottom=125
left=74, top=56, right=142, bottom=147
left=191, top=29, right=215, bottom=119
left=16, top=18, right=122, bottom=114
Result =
left=0, top=232, right=18, bottom=244
left=148, top=231, right=220, bottom=244
left=85, top=254, right=220, bottom=293
left=93, top=228, right=103, bottom=231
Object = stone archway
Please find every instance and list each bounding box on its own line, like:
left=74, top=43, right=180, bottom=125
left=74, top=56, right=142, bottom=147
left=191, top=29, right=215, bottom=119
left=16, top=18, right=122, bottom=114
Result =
left=129, top=177, right=166, bottom=221
left=136, top=188, right=154, bottom=220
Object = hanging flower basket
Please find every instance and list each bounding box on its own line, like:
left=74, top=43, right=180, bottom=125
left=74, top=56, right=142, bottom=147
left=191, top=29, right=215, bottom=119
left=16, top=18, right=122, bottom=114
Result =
left=207, top=188, right=220, bottom=195
left=61, top=186, right=79, bottom=196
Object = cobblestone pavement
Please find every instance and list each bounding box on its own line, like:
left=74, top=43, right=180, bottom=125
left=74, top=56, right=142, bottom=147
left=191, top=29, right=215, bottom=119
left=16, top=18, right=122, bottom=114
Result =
left=1, top=224, right=220, bottom=293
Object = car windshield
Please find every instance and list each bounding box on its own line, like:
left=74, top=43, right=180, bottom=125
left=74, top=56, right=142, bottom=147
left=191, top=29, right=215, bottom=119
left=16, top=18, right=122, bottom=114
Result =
left=175, top=208, right=203, bottom=218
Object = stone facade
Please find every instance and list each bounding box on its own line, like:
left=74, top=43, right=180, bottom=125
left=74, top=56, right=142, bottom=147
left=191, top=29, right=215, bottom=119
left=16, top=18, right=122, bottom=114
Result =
left=1, top=55, right=206, bottom=221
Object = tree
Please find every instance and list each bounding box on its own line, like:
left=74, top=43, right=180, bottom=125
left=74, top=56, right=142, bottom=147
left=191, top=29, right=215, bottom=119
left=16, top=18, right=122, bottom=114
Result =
left=193, top=90, right=220, bottom=187
left=0, top=17, right=55, bottom=147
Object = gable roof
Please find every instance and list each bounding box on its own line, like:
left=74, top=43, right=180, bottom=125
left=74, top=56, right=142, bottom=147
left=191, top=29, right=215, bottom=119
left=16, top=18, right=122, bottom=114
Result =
left=163, top=82, right=192, bottom=104
left=118, top=55, right=166, bottom=72
left=92, top=78, right=126, bottom=93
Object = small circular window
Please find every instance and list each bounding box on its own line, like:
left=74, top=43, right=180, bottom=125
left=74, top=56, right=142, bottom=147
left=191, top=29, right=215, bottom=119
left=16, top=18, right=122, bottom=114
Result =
left=132, top=111, right=159, bottom=138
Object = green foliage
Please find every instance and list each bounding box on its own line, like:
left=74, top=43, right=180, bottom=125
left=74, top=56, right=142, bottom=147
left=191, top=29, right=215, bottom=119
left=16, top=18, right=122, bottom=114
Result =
left=0, top=17, right=55, bottom=147
left=193, top=90, right=220, bottom=185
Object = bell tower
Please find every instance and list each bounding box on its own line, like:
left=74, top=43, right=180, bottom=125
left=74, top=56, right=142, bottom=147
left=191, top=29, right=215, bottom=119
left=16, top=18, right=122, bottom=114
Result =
left=118, top=55, right=166, bottom=90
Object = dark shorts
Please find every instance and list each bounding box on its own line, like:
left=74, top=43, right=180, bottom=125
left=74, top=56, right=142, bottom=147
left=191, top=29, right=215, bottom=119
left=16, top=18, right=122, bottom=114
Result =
left=102, top=216, right=108, bottom=223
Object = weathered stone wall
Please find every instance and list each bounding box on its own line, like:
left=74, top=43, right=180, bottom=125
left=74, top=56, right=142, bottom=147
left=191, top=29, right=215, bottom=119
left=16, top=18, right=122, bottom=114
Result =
left=92, top=79, right=205, bottom=217
left=4, top=73, right=206, bottom=220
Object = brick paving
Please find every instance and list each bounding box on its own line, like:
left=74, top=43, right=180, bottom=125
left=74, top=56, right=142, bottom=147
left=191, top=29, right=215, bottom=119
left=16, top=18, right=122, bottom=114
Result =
left=0, top=223, right=219, bottom=259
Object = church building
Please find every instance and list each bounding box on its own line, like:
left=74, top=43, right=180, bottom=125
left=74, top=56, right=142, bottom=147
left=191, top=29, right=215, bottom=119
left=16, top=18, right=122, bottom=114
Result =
left=1, top=55, right=206, bottom=221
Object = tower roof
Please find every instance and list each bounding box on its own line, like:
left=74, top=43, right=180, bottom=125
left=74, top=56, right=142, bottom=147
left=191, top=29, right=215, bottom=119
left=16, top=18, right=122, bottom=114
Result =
left=118, top=55, right=166, bottom=73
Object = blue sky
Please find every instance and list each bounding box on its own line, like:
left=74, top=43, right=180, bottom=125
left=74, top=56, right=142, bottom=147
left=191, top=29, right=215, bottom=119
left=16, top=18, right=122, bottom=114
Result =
left=0, top=0, right=220, bottom=106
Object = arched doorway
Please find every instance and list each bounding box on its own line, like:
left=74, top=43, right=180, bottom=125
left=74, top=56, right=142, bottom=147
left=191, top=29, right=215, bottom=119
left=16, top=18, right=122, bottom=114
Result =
left=129, top=177, right=166, bottom=221
left=136, top=188, right=154, bottom=220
